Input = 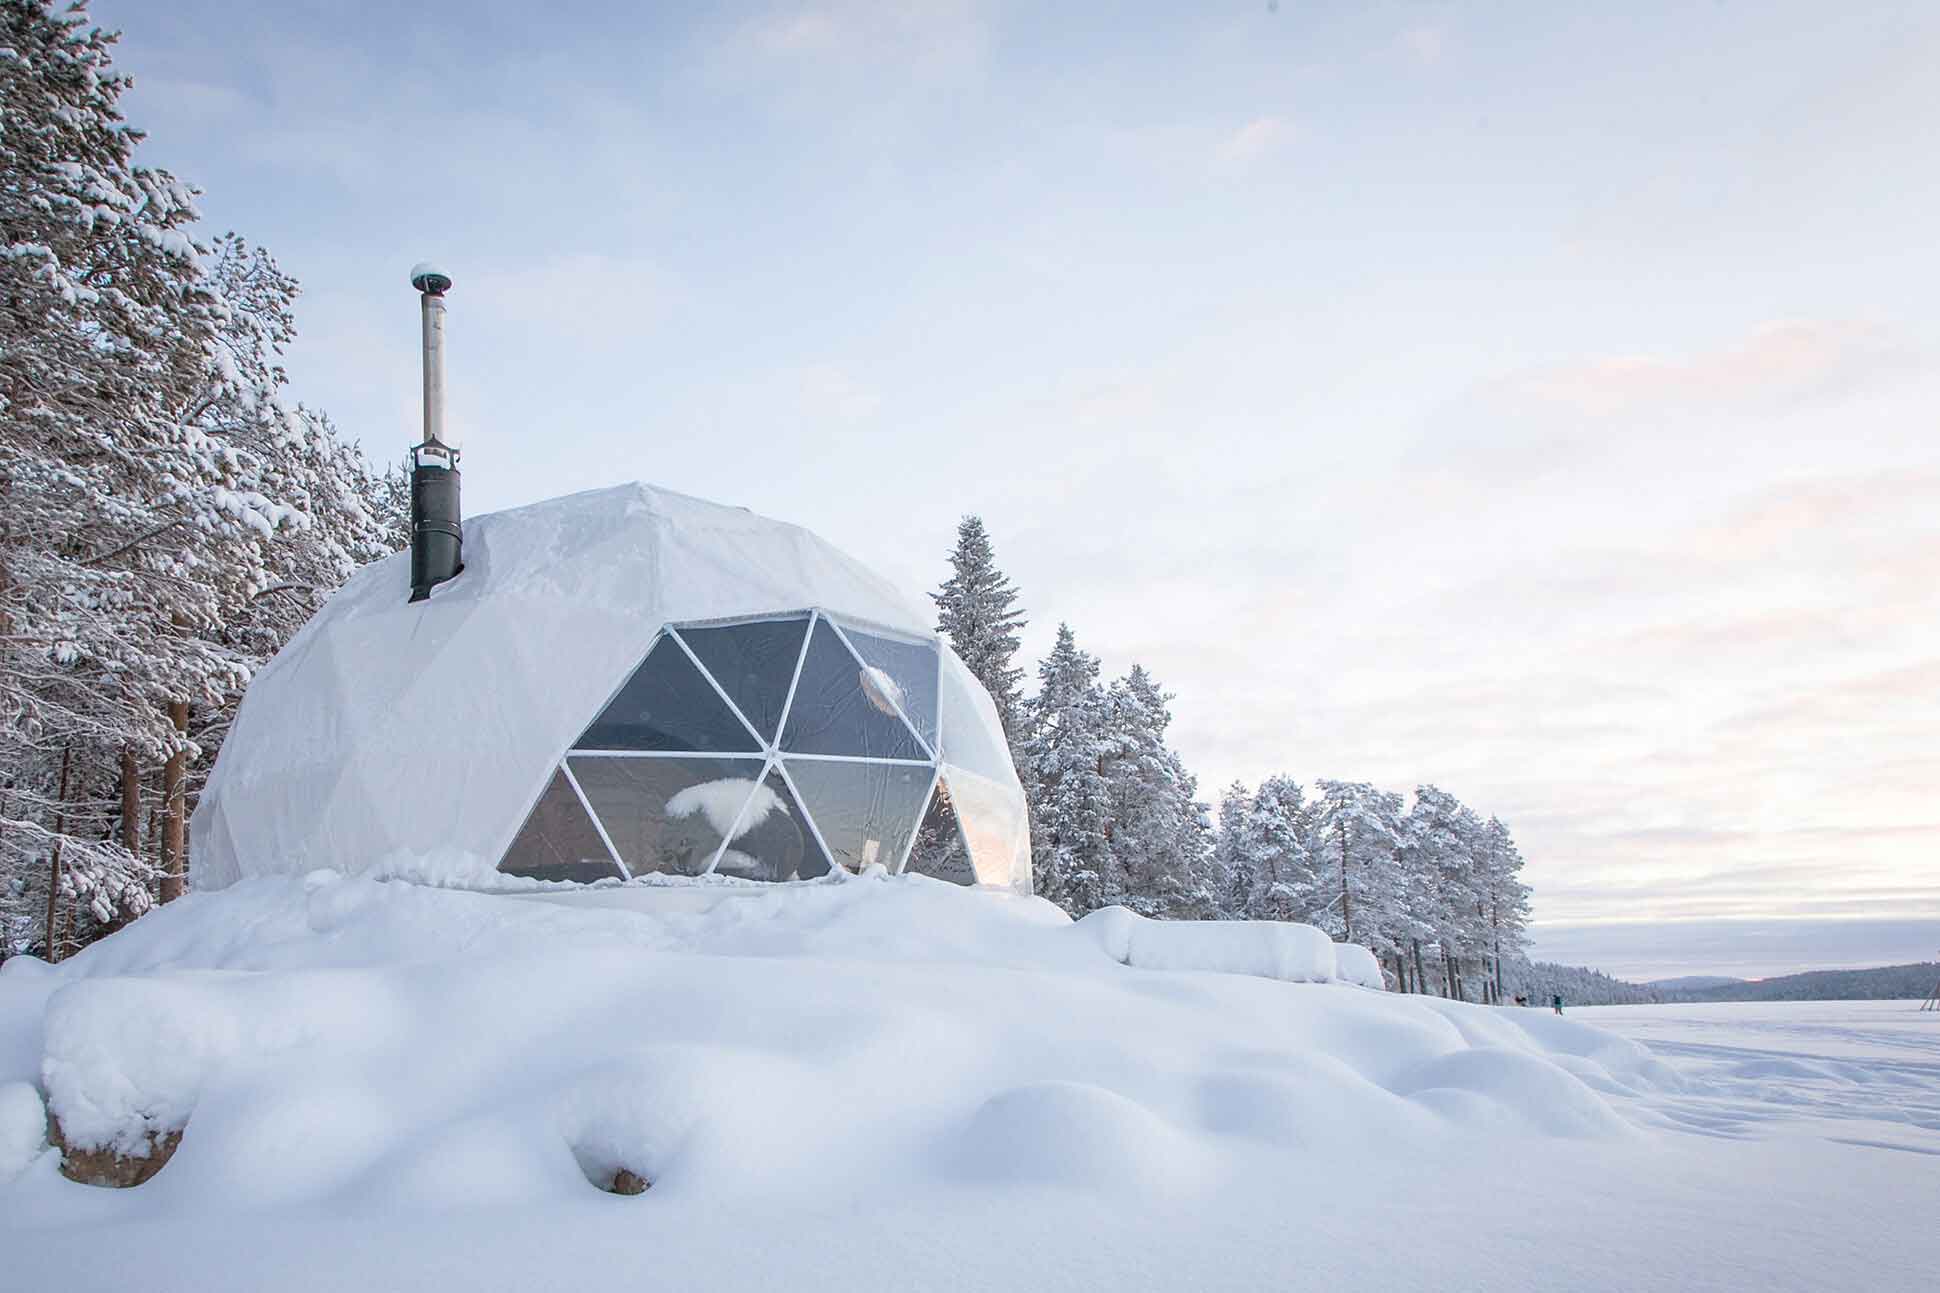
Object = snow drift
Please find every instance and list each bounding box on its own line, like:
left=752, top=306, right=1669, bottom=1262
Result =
left=1076, top=905, right=1389, bottom=987
left=0, top=875, right=1666, bottom=1199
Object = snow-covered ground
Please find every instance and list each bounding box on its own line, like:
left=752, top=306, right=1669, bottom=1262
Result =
left=1, top=877, right=1934, bottom=1292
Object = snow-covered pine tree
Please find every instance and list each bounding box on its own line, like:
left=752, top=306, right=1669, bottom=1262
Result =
left=1309, top=779, right=1406, bottom=954
left=0, top=1, right=400, bottom=953
left=931, top=515, right=1027, bottom=743
left=1022, top=624, right=1113, bottom=915
left=1208, top=781, right=1251, bottom=919
left=1, top=0, right=232, bottom=938
left=1235, top=775, right=1319, bottom=923
left=1399, top=786, right=1491, bottom=998
left=1102, top=664, right=1211, bottom=918
left=1479, top=816, right=1533, bottom=999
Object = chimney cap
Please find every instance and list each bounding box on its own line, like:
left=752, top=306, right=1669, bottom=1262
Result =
left=410, top=261, right=452, bottom=295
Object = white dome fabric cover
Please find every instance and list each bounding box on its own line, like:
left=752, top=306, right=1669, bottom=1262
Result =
left=193, top=483, right=1032, bottom=894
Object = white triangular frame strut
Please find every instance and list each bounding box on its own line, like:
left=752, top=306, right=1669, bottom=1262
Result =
left=496, top=607, right=1001, bottom=887
left=894, top=764, right=945, bottom=876
left=668, top=625, right=771, bottom=750
left=772, top=755, right=844, bottom=878
left=560, top=759, right=629, bottom=880
left=776, top=613, right=930, bottom=762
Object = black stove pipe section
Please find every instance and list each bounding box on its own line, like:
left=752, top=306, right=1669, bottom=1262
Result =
left=409, top=442, right=462, bottom=602
left=408, top=263, right=463, bottom=603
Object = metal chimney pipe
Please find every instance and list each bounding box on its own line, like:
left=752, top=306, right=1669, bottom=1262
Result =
left=419, top=270, right=448, bottom=446
left=408, top=262, right=463, bottom=603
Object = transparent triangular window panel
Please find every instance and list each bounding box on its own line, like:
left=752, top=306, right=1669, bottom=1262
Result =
left=567, top=754, right=765, bottom=877
left=781, top=757, right=931, bottom=873
left=779, top=619, right=926, bottom=760
left=675, top=616, right=809, bottom=745
left=712, top=765, right=833, bottom=883
left=939, top=766, right=1032, bottom=891
left=575, top=635, right=761, bottom=753
left=837, top=623, right=939, bottom=753
left=498, top=768, right=624, bottom=883
left=903, top=776, right=975, bottom=885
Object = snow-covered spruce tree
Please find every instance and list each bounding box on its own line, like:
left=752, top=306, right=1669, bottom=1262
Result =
left=1101, top=665, right=1213, bottom=918
left=931, top=515, right=1027, bottom=742
left=911, top=515, right=1029, bottom=882
left=0, top=1, right=396, bottom=951
left=1022, top=624, right=1113, bottom=915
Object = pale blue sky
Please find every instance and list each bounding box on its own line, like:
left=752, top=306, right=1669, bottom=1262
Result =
left=95, top=1, right=1939, bottom=977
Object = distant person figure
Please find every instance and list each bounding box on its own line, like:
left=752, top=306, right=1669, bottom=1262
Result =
left=1552, top=994, right=1564, bottom=1015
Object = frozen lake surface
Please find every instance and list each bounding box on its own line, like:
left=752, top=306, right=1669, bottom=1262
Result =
left=1580, top=999, right=1940, bottom=1159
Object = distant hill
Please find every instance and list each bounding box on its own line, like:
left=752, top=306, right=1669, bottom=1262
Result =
left=1663, top=962, right=1940, bottom=1003
left=1502, top=961, right=1940, bottom=1008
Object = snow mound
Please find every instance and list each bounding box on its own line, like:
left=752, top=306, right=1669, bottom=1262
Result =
left=955, top=1081, right=1203, bottom=1192
left=1076, top=904, right=1381, bottom=986
left=0, top=1081, right=46, bottom=1182
left=1389, top=1047, right=1634, bottom=1138
left=1, top=875, right=1664, bottom=1235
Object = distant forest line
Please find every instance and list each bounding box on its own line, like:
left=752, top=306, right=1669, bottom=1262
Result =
left=1519, top=960, right=1940, bottom=1006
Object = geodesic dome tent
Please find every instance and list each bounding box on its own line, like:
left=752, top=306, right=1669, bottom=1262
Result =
left=192, top=483, right=1031, bottom=894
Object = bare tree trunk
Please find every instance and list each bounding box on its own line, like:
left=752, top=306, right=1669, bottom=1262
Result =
left=1412, top=939, right=1427, bottom=997
left=1338, top=824, right=1353, bottom=943
left=44, top=748, right=72, bottom=962
left=159, top=702, right=189, bottom=903
left=147, top=802, right=161, bottom=877
left=1489, top=891, right=1503, bottom=1002
left=120, top=744, right=140, bottom=856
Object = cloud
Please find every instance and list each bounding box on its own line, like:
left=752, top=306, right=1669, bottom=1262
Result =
left=1508, top=319, right=1916, bottom=417
left=791, top=364, right=883, bottom=423
left=743, top=9, right=847, bottom=57
left=1212, top=116, right=1291, bottom=173
left=1400, top=26, right=1445, bottom=66
left=1529, top=916, right=1940, bottom=981
left=720, top=0, right=988, bottom=82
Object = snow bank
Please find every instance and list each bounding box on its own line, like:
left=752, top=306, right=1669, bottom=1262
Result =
left=1075, top=904, right=1384, bottom=987
left=0, top=1081, right=46, bottom=1182
left=4, top=914, right=1931, bottom=1292
left=0, top=873, right=1689, bottom=1286
left=1331, top=940, right=1386, bottom=989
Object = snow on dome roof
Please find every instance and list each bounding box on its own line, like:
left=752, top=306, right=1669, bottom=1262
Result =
left=193, top=482, right=1030, bottom=894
